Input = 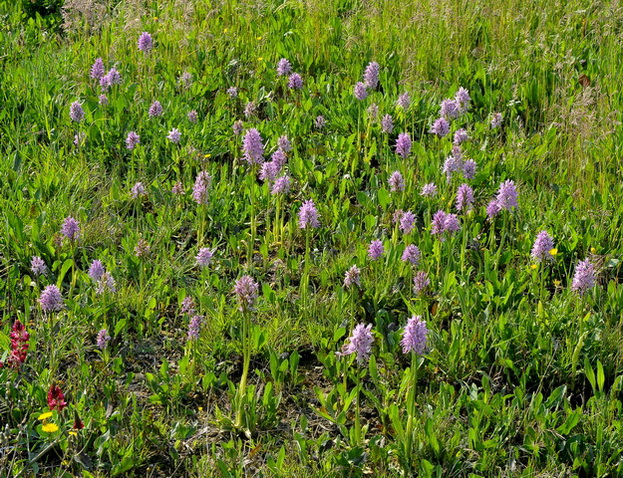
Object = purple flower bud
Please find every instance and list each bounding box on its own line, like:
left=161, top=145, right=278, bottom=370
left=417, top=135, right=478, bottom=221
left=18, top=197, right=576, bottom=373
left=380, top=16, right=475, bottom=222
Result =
left=456, top=184, right=474, bottom=213
left=134, top=238, right=150, bottom=257
left=178, top=72, right=192, bottom=88
left=491, top=112, right=503, bottom=128
left=172, top=181, right=185, bottom=195
left=61, top=216, right=81, bottom=242
left=233, top=120, right=244, bottom=135
left=393, top=209, right=405, bottom=225
left=389, top=171, right=405, bottom=192
left=276, top=58, right=292, bottom=76
left=571, top=258, right=596, bottom=295
left=148, top=101, right=163, bottom=117
left=70, top=101, right=85, bottom=122
left=396, top=92, right=411, bottom=110
left=96, top=329, right=111, bottom=349
left=90, top=58, right=105, bottom=79
left=413, top=271, right=430, bottom=294
left=314, top=115, right=326, bottom=129
left=278, top=135, right=292, bottom=152
left=400, top=211, right=416, bottom=234
left=227, top=86, right=238, bottom=98
left=167, top=128, right=182, bottom=144
left=401, top=244, right=421, bottom=265
left=395, top=132, right=411, bottom=158
left=288, top=73, right=303, bottom=89
left=188, top=110, right=198, bottom=123
left=337, top=323, right=374, bottom=364
left=196, top=248, right=214, bottom=268
left=453, top=128, right=469, bottom=145
left=234, top=275, right=259, bottom=311
left=39, top=285, right=64, bottom=312
left=88, top=260, right=105, bottom=282
left=440, top=99, right=459, bottom=119
left=96, top=272, right=116, bottom=295
left=343, top=265, right=361, bottom=288
left=486, top=200, right=500, bottom=220
left=420, top=183, right=438, bottom=197
left=131, top=182, right=147, bottom=199
left=367, top=103, right=379, bottom=120
left=298, top=199, right=320, bottom=229
left=271, top=149, right=287, bottom=169
left=181, top=297, right=196, bottom=315
left=443, top=155, right=462, bottom=182
left=259, top=161, right=280, bottom=182
left=495, top=180, right=518, bottom=211
left=31, top=256, right=47, bottom=276
left=242, top=128, right=264, bottom=164
left=462, top=159, right=477, bottom=180
left=430, top=117, right=450, bottom=137
left=138, top=32, right=153, bottom=52
left=98, top=94, right=108, bottom=106
left=353, top=82, right=368, bottom=101
left=401, top=315, right=428, bottom=355
left=271, top=176, right=291, bottom=195
left=381, top=114, right=394, bottom=133
left=192, top=171, right=212, bottom=205
left=126, top=131, right=140, bottom=150
left=368, top=239, right=384, bottom=261
left=188, top=315, right=204, bottom=340
left=431, top=210, right=448, bottom=236
left=444, top=214, right=461, bottom=234
left=100, top=68, right=122, bottom=90
left=531, top=231, right=555, bottom=262
left=455, top=87, right=471, bottom=113
left=363, top=61, right=380, bottom=89
left=244, top=101, right=257, bottom=118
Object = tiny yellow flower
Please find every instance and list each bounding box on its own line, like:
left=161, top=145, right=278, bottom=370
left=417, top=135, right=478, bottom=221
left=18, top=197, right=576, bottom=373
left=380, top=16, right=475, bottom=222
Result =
left=591, top=247, right=596, bottom=254
left=530, top=264, right=538, bottom=270
left=553, top=280, right=561, bottom=286
left=549, top=248, right=558, bottom=256
left=258, top=57, right=264, bottom=61
left=224, top=28, right=229, bottom=33
left=154, top=17, right=158, bottom=21
left=42, top=423, right=59, bottom=433
left=68, top=431, right=77, bottom=437
left=38, top=412, right=53, bottom=421
left=198, top=406, right=204, bottom=412
left=204, top=153, right=211, bottom=158
left=257, top=36, right=263, bottom=41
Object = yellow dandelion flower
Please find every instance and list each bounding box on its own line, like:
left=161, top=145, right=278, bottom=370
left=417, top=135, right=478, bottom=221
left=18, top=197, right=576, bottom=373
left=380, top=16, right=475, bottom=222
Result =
left=591, top=247, right=596, bottom=254
left=38, top=412, right=53, bottom=421
left=549, top=248, right=558, bottom=256
left=42, top=423, right=59, bottom=433
left=530, top=264, right=538, bottom=270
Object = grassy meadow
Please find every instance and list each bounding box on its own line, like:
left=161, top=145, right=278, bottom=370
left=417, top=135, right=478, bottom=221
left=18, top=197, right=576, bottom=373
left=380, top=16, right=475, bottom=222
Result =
left=2, top=0, right=623, bottom=476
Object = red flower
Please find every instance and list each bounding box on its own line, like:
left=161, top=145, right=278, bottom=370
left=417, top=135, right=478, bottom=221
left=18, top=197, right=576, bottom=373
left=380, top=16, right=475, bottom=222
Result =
left=0, top=320, right=30, bottom=369
left=47, top=384, right=67, bottom=412
left=73, top=418, right=84, bottom=430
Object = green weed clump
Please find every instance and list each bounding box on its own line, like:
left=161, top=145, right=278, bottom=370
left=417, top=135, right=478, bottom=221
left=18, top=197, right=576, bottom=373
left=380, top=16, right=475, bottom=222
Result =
left=1, top=0, right=623, bottom=476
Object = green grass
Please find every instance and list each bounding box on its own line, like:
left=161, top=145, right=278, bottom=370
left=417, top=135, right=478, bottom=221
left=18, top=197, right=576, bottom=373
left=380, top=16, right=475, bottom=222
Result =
left=1, top=0, right=623, bottom=476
